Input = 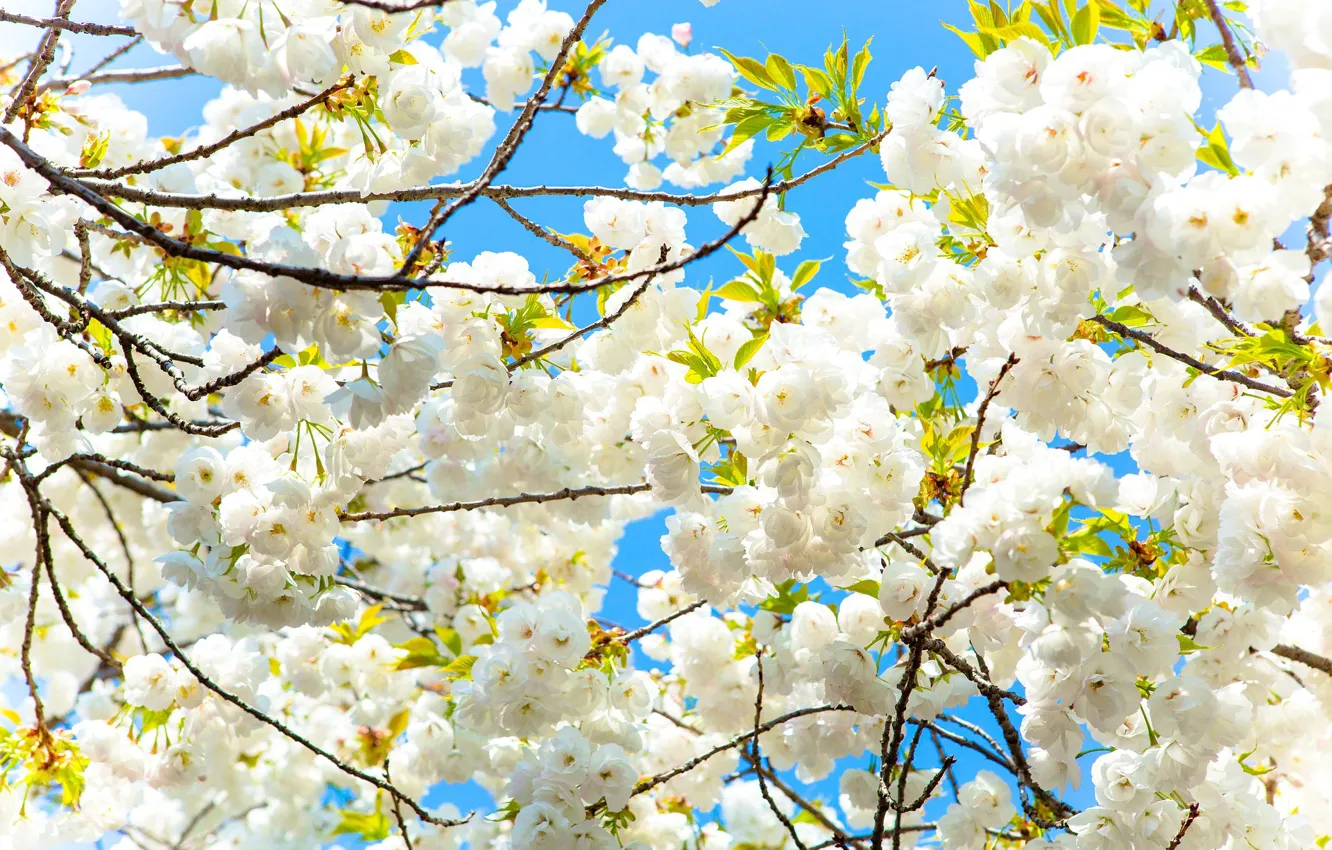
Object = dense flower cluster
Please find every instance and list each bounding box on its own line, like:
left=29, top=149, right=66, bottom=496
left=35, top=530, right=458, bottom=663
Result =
left=3, top=0, right=1332, bottom=849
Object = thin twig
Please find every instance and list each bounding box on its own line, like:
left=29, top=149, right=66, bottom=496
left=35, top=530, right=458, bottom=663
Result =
left=961, top=354, right=1017, bottom=503
left=1165, top=803, right=1201, bottom=850
left=340, top=483, right=733, bottom=522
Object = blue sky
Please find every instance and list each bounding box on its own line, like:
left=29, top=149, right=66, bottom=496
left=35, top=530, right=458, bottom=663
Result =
left=26, top=0, right=1301, bottom=842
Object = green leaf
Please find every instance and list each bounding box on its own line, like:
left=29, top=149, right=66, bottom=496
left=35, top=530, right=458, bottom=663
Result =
left=86, top=319, right=114, bottom=354
left=719, top=49, right=777, bottom=91
left=791, top=258, right=824, bottom=290
left=1196, top=121, right=1240, bottom=177
left=734, top=332, right=769, bottom=370
left=716, top=280, right=763, bottom=303
left=1177, top=634, right=1212, bottom=654
left=757, top=250, right=776, bottom=284
left=766, top=119, right=795, bottom=142
left=333, top=809, right=391, bottom=842
left=328, top=604, right=391, bottom=645
left=765, top=53, right=798, bottom=90
left=711, top=449, right=748, bottom=487
left=1094, top=0, right=1135, bottom=29
left=1071, top=2, right=1100, bottom=43
left=724, top=113, right=775, bottom=153
left=136, top=707, right=175, bottom=737
left=850, top=38, right=873, bottom=90
left=831, top=34, right=849, bottom=82
left=1106, top=304, right=1156, bottom=328
left=435, top=626, right=464, bottom=657
left=978, top=20, right=1054, bottom=48
left=1194, top=44, right=1233, bottom=72
left=727, top=244, right=763, bottom=276
left=942, top=21, right=995, bottom=58
left=672, top=346, right=706, bottom=377
left=441, top=655, right=477, bottom=680
left=394, top=636, right=449, bottom=671
left=759, top=580, right=812, bottom=615
left=1063, top=530, right=1113, bottom=558
left=379, top=291, right=403, bottom=327
left=691, top=285, right=713, bottom=322
left=969, top=0, right=999, bottom=28
left=531, top=316, right=576, bottom=330
left=395, top=652, right=448, bottom=671
left=800, top=66, right=833, bottom=98
left=840, top=579, right=881, bottom=597
left=387, top=708, right=411, bottom=739
left=1048, top=498, right=1074, bottom=538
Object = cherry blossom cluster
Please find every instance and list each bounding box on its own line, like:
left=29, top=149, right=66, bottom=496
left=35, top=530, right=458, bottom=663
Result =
left=4, top=0, right=1332, bottom=849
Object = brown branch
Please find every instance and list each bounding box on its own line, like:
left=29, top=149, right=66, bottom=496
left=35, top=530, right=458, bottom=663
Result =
left=39, top=497, right=471, bottom=830
left=74, top=470, right=149, bottom=651
left=1, top=122, right=782, bottom=298
left=71, top=132, right=885, bottom=214
left=400, top=0, right=609, bottom=276
left=77, top=33, right=144, bottom=79
left=500, top=244, right=674, bottom=371
left=871, top=532, right=942, bottom=574
left=751, top=651, right=809, bottom=850
left=384, top=759, right=416, bottom=850
left=1, top=411, right=178, bottom=502
left=1271, top=643, right=1332, bottom=676
left=1306, top=185, right=1332, bottom=284
left=336, top=0, right=460, bottom=10
left=37, top=452, right=173, bottom=484
left=913, top=717, right=1012, bottom=773
left=121, top=344, right=242, bottom=437
left=19, top=261, right=279, bottom=402
left=107, top=300, right=228, bottom=319
left=0, top=10, right=137, bottom=36
left=74, top=219, right=94, bottom=294
left=1202, top=0, right=1253, bottom=89
left=20, top=527, right=47, bottom=728
left=1186, top=286, right=1254, bottom=338
left=68, top=78, right=355, bottom=180
left=340, top=483, right=734, bottom=522
left=872, top=555, right=954, bottom=849
left=629, top=705, right=857, bottom=799
left=746, top=754, right=864, bottom=849
left=615, top=600, right=708, bottom=644
left=491, top=195, right=594, bottom=263
left=37, top=64, right=195, bottom=93
left=43, top=550, right=121, bottom=671
left=4, top=0, right=75, bottom=125
left=1090, top=314, right=1292, bottom=397
left=901, top=580, right=1008, bottom=641
left=916, top=638, right=1025, bottom=707
left=333, top=575, right=428, bottom=611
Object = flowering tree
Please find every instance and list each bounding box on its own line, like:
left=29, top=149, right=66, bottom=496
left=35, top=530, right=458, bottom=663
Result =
left=2, top=0, right=1332, bottom=847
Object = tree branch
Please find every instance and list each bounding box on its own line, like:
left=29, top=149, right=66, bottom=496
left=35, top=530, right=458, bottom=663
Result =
left=1091, top=314, right=1292, bottom=398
